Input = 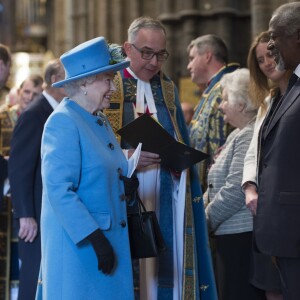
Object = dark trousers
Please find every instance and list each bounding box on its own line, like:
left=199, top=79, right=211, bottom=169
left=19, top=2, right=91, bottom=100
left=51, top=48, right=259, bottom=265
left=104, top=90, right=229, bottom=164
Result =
left=18, top=235, right=41, bottom=300
left=215, top=232, right=265, bottom=300
left=276, top=257, right=300, bottom=300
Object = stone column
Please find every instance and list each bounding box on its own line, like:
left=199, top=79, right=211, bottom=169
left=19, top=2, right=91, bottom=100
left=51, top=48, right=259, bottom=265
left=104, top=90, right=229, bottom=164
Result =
left=110, top=0, right=124, bottom=44
left=51, top=0, right=74, bottom=56
left=0, top=0, right=16, bottom=47
left=251, top=0, right=287, bottom=39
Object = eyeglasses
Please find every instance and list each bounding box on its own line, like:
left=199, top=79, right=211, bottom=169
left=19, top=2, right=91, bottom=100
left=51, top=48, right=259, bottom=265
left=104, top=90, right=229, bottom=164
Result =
left=131, top=44, right=169, bottom=61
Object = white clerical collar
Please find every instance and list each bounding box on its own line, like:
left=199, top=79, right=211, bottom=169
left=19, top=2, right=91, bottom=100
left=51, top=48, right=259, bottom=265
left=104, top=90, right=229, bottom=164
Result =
left=126, top=67, right=157, bottom=115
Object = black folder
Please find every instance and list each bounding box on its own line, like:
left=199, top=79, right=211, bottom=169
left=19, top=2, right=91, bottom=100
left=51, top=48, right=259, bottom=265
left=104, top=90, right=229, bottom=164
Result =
left=117, top=114, right=209, bottom=172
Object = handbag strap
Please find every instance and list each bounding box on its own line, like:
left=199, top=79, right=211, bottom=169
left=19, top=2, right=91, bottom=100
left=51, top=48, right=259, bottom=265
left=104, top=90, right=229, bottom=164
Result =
left=136, top=192, right=146, bottom=212
left=135, top=192, right=147, bottom=233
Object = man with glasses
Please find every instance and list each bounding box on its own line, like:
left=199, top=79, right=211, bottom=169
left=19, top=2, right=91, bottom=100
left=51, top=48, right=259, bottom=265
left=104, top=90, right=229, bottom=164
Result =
left=105, top=16, right=217, bottom=300
left=130, top=43, right=169, bottom=62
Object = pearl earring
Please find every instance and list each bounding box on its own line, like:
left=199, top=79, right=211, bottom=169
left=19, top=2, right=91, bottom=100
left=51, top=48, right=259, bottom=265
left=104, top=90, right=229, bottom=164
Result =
left=84, top=91, right=87, bottom=95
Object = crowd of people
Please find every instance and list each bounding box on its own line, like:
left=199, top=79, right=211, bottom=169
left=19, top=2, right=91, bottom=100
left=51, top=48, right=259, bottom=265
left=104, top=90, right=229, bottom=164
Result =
left=0, top=1, right=299, bottom=300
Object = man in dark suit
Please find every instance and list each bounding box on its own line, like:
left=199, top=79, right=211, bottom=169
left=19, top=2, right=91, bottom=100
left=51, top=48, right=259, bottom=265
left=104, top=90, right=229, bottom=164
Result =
left=8, top=59, right=65, bottom=300
left=0, top=43, right=11, bottom=106
left=254, top=2, right=300, bottom=300
left=0, top=155, right=7, bottom=202
left=0, top=43, right=10, bottom=204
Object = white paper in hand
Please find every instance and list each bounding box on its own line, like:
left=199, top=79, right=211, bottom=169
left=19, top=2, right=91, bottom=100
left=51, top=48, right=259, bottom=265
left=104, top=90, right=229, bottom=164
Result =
left=127, top=143, right=142, bottom=177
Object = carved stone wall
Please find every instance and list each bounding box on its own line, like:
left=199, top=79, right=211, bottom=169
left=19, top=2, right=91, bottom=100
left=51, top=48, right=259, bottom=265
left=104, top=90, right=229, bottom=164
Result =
left=47, top=0, right=252, bottom=82
left=0, top=0, right=293, bottom=85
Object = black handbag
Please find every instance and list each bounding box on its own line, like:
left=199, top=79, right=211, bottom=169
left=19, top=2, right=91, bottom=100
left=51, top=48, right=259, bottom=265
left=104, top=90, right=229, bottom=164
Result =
left=127, top=195, right=166, bottom=259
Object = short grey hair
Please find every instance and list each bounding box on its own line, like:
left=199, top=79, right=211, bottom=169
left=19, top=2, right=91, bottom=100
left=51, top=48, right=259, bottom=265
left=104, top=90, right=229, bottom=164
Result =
left=270, top=2, right=300, bottom=36
left=128, top=16, right=166, bottom=43
left=188, top=34, right=228, bottom=64
left=220, top=68, right=256, bottom=114
left=63, top=75, right=97, bottom=97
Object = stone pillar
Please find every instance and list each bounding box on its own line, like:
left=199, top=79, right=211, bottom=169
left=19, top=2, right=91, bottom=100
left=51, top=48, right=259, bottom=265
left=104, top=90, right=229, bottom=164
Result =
left=159, top=0, right=173, bottom=12
left=97, top=0, right=110, bottom=37
left=110, top=0, right=124, bottom=44
left=51, top=0, right=73, bottom=56
left=251, top=0, right=287, bottom=39
left=127, top=0, right=141, bottom=21
left=86, top=0, right=97, bottom=39
left=0, top=0, right=16, bottom=47
left=179, top=14, right=201, bottom=78
left=251, top=0, right=273, bottom=38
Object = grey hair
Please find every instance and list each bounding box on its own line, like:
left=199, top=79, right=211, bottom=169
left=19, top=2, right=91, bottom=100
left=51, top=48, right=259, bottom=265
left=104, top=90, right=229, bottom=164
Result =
left=220, top=68, right=256, bottom=114
left=187, top=34, right=228, bottom=64
left=63, top=75, right=97, bottom=97
left=128, top=16, right=166, bottom=43
left=270, top=2, right=300, bottom=36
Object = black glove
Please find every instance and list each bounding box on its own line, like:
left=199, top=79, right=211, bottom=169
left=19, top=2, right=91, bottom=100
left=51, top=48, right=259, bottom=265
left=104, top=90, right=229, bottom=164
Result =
left=119, top=173, right=139, bottom=203
left=87, top=229, right=114, bottom=274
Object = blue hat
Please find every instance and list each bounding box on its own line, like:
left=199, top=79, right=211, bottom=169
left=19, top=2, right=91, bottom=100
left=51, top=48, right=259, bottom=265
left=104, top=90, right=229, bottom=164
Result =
left=52, top=37, right=129, bottom=87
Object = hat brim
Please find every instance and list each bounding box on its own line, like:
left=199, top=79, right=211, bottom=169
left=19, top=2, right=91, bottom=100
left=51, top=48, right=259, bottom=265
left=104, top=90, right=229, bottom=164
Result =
left=52, top=60, right=130, bottom=88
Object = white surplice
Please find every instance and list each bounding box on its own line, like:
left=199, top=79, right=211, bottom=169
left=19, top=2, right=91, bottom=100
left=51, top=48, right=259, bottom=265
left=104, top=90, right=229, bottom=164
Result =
left=126, top=68, right=187, bottom=300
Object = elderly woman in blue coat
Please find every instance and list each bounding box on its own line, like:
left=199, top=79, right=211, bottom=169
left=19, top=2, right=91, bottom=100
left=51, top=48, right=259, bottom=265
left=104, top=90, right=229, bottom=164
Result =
left=37, top=37, right=134, bottom=299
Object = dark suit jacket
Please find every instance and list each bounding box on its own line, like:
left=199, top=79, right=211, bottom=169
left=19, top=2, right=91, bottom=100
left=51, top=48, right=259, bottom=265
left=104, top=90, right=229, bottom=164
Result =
left=8, top=94, right=53, bottom=245
left=8, top=94, right=53, bottom=222
left=8, top=94, right=54, bottom=299
left=255, top=78, right=300, bottom=258
left=0, top=154, right=7, bottom=206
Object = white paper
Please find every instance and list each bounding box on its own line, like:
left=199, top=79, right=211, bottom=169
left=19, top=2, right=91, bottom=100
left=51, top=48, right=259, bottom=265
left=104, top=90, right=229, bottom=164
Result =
left=3, top=178, right=10, bottom=196
left=127, top=143, right=142, bottom=177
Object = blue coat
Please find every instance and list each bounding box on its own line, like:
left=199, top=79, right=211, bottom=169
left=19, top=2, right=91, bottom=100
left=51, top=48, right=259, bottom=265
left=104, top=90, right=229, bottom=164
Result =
left=38, top=98, right=134, bottom=300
